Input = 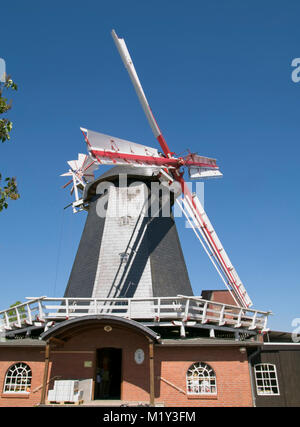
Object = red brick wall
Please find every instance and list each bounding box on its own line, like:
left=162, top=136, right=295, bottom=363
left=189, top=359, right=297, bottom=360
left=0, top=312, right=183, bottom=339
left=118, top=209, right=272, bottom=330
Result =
left=48, top=325, right=151, bottom=403
left=155, top=346, right=252, bottom=407
left=201, top=290, right=238, bottom=306
left=0, top=325, right=253, bottom=407
left=0, top=347, right=45, bottom=407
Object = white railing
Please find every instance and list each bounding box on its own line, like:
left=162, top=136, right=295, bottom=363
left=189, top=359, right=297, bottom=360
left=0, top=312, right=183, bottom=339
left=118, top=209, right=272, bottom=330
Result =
left=0, top=295, right=271, bottom=333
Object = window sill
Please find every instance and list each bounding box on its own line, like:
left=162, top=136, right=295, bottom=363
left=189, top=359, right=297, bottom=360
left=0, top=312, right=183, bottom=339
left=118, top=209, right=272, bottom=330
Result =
left=187, top=394, right=218, bottom=400
left=1, top=393, right=30, bottom=399
left=257, top=394, right=280, bottom=397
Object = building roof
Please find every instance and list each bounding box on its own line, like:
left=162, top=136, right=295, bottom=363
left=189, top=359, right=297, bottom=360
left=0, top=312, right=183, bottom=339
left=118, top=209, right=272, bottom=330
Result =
left=0, top=338, right=46, bottom=347
left=40, top=315, right=161, bottom=342
left=157, top=337, right=263, bottom=347
left=264, top=330, right=296, bottom=343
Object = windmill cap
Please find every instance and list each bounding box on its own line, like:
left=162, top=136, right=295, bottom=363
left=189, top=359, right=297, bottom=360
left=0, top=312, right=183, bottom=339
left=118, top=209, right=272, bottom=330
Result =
left=83, top=165, right=161, bottom=201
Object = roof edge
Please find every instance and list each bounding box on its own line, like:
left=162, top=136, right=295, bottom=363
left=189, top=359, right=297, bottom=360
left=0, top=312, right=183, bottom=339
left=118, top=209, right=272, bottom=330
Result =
left=40, top=315, right=160, bottom=342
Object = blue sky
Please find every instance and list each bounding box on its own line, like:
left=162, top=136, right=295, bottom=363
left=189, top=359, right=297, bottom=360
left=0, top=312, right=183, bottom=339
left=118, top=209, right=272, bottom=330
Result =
left=1, top=0, right=300, bottom=332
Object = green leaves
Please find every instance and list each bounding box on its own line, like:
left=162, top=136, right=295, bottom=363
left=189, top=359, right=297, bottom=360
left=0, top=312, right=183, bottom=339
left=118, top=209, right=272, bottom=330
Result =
left=0, top=75, right=16, bottom=144
left=5, top=301, right=26, bottom=322
left=5, top=78, right=18, bottom=91
left=0, top=118, right=13, bottom=142
left=0, top=75, right=19, bottom=211
left=0, top=175, right=20, bottom=211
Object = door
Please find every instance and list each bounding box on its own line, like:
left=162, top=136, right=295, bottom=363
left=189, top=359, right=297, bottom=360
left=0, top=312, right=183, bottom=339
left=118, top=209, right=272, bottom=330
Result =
left=94, top=348, right=122, bottom=400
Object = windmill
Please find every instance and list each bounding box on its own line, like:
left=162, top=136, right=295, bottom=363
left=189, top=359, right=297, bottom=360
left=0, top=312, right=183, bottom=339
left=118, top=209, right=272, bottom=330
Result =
left=61, top=30, right=253, bottom=309
left=61, top=153, right=98, bottom=212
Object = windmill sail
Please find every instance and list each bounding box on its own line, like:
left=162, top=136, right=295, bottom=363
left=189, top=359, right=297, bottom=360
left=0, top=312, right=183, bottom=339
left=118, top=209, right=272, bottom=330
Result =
left=186, top=154, right=223, bottom=179
left=178, top=184, right=253, bottom=308
left=67, top=154, right=98, bottom=182
left=61, top=154, right=98, bottom=185
left=81, top=128, right=180, bottom=169
left=111, top=29, right=172, bottom=157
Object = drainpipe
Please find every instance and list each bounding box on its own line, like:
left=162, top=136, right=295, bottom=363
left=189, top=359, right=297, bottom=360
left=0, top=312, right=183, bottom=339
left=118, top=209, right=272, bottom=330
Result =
left=248, top=347, right=261, bottom=408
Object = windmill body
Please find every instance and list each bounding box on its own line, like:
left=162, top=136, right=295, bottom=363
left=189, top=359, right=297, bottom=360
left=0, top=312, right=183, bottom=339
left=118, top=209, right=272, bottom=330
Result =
left=64, top=166, right=193, bottom=303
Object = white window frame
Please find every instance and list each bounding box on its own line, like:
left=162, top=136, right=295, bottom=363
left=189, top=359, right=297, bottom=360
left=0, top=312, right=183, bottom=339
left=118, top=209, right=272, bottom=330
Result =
left=3, top=362, right=32, bottom=394
left=254, top=363, right=280, bottom=396
left=186, top=362, right=217, bottom=395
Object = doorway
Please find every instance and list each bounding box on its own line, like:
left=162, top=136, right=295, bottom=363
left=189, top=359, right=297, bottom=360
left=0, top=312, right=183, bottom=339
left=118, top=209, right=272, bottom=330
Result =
left=94, top=348, right=122, bottom=400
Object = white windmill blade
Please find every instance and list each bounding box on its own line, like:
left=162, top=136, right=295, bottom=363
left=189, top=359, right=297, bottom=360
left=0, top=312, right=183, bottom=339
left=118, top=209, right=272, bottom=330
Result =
left=111, top=30, right=160, bottom=139
left=79, top=154, right=98, bottom=181
left=176, top=197, right=241, bottom=307
left=180, top=189, right=253, bottom=308
left=67, top=159, right=79, bottom=171
left=78, top=153, right=87, bottom=164
left=111, top=30, right=172, bottom=157
left=81, top=128, right=173, bottom=168
left=188, top=167, right=223, bottom=179
left=185, top=153, right=223, bottom=179
left=84, top=128, right=159, bottom=157
left=64, top=153, right=98, bottom=182
left=61, top=153, right=98, bottom=204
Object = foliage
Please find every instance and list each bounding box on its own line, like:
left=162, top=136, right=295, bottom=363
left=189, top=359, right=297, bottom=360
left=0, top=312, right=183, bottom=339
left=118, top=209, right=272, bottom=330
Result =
left=5, top=301, right=26, bottom=323
left=0, top=74, right=19, bottom=211
left=0, top=174, right=19, bottom=211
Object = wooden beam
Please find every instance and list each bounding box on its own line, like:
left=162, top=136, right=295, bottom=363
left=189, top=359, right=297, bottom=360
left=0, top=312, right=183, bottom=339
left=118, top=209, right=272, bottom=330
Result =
left=148, top=338, right=155, bottom=407
left=40, top=340, right=50, bottom=405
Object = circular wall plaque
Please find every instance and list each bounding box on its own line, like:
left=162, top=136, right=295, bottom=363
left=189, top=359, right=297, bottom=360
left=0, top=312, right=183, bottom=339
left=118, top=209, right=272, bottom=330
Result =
left=134, top=349, right=145, bottom=364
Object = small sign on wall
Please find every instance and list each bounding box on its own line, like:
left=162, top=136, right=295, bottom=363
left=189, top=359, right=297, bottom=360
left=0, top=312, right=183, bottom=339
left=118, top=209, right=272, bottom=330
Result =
left=84, top=361, right=93, bottom=368
left=134, top=349, right=145, bottom=364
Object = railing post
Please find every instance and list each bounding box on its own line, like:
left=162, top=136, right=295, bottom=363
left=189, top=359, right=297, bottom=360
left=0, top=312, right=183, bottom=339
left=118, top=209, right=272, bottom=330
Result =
left=4, top=312, right=10, bottom=329
left=38, top=300, right=44, bottom=321
left=27, top=304, right=33, bottom=325
left=15, top=308, right=21, bottom=328
left=262, top=314, right=269, bottom=332
left=218, top=305, right=225, bottom=326
left=65, top=299, right=69, bottom=318
left=202, top=301, right=208, bottom=323
left=128, top=298, right=131, bottom=319
left=183, top=297, right=190, bottom=321
left=156, top=298, right=161, bottom=321
left=249, top=311, right=258, bottom=330
left=235, top=308, right=243, bottom=328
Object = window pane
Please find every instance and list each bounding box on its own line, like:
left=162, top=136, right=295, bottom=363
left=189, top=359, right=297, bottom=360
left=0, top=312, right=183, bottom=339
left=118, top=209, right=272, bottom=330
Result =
left=186, top=362, right=217, bottom=395
left=254, top=364, right=279, bottom=396
left=3, top=363, right=32, bottom=394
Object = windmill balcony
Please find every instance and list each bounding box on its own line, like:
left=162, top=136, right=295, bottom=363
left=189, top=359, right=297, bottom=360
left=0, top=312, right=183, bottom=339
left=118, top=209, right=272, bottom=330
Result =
left=0, top=295, right=271, bottom=338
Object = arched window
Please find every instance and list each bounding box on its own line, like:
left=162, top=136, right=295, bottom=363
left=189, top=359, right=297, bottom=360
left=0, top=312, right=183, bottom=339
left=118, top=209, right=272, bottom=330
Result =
left=3, top=363, right=32, bottom=394
left=186, top=362, right=217, bottom=395
left=254, top=363, right=280, bottom=395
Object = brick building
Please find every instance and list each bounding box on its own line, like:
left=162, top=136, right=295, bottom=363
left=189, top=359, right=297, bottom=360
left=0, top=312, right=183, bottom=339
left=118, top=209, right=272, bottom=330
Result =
left=0, top=312, right=253, bottom=407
